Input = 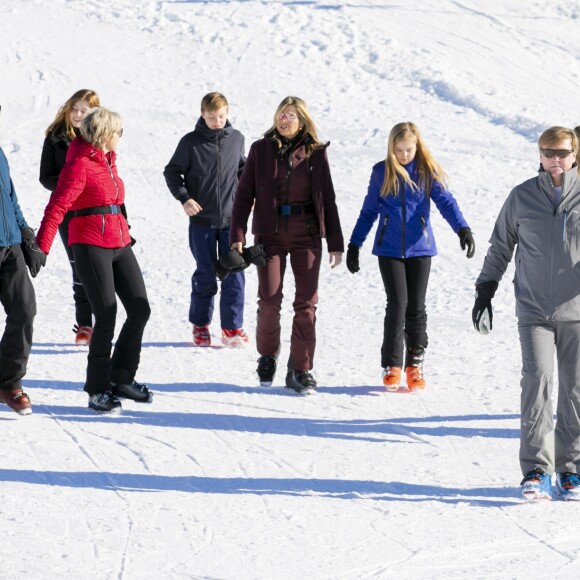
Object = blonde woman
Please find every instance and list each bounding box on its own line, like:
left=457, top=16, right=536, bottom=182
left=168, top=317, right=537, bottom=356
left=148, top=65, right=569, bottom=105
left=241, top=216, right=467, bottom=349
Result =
left=347, top=122, right=474, bottom=391
left=37, top=107, right=152, bottom=413
left=230, top=96, right=344, bottom=394
left=40, top=89, right=100, bottom=345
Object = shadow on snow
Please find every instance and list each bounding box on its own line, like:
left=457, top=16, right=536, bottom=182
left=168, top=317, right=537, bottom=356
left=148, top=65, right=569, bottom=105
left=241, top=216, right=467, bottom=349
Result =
left=0, top=468, right=517, bottom=507
left=27, top=402, right=520, bottom=443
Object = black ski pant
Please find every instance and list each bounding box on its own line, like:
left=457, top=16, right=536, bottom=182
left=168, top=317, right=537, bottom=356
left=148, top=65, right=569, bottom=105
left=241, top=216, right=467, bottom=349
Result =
left=72, top=244, right=150, bottom=395
left=0, top=245, right=36, bottom=391
left=59, top=211, right=93, bottom=327
left=378, top=256, right=430, bottom=368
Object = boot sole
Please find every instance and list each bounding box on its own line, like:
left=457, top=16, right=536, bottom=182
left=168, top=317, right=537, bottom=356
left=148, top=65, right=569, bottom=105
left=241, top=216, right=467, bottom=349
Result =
left=114, top=391, right=154, bottom=404
left=285, top=386, right=317, bottom=396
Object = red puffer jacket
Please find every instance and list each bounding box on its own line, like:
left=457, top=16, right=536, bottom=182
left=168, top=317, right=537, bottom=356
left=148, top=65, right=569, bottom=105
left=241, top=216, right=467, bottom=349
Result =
left=37, top=137, right=131, bottom=254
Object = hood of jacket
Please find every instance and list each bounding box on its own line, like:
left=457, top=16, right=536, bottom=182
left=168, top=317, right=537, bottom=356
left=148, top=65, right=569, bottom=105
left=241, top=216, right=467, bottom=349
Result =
left=194, top=117, right=234, bottom=142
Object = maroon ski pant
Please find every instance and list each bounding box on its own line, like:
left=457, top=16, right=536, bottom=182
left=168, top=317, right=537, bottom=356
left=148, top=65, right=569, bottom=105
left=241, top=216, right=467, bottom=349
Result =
left=256, top=217, right=322, bottom=371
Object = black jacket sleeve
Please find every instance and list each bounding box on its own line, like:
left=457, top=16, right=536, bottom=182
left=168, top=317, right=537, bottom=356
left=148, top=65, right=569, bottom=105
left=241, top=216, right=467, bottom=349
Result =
left=39, top=136, right=60, bottom=192
left=163, top=136, right=191, bottom=205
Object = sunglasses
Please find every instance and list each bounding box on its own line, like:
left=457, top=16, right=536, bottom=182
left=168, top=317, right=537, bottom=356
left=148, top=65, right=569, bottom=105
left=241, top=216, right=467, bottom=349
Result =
left=541, top=148, right=574, bottom=159
left=117, top=128, right=124, bottom=137
left=278, top=112, right=298, bottom=121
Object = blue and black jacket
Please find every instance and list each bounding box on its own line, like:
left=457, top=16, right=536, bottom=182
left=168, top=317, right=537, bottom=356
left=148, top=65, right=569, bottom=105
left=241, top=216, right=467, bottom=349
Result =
left=0, top=147, right=28, bottom=248
left=350, top=158, right=469, bottom=258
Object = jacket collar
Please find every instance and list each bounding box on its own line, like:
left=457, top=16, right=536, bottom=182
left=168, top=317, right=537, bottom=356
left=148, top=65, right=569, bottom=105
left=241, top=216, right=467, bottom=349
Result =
left=195, top=117, right=232, bottom=140
left=67, top=136, right=115, bottom=164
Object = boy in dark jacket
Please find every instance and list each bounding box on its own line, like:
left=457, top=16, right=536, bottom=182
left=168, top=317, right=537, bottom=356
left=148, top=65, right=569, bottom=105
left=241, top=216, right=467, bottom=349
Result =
left=0, top=130, right=45, bottom=415
left=164, top=93, right=246, bottom=347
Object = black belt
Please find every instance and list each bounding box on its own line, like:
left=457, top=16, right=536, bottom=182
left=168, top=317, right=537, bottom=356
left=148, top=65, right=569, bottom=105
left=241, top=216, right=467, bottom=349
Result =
left=277, top=203, right=315, bottom=216
left=73, top=205, right=123, bottom=217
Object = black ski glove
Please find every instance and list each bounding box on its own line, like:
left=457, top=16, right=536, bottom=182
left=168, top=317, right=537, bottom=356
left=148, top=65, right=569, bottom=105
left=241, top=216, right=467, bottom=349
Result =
left=213, top=245, right=267, bottom=281
left=472, top=280, right=498, bottom=335
left=20, top=227, right=47, bottom=278
left=346, top=243, right=360, bottom=274
left=458, top=227, right=475, bottom=259
left=242, top=244, right=267, bottom=268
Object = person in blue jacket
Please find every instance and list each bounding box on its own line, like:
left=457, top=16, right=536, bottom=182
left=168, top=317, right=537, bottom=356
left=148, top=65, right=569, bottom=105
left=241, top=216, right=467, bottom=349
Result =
left=346, top=122, right=474, bottom=391
left=0, top=109, right=46, bottom=415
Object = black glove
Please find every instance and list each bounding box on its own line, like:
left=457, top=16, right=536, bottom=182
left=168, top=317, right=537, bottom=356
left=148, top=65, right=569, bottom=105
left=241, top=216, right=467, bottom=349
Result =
left=20, top=227, right=47, bottom=278
left=346, top=243, right=360, bottom=274
left=213, top=245, right=266, bottom=282
left=212, top=260, right=231, bottom=281
left=458, top=227, right=475, bottom=259
left=243, top=244, right=267, bottom=268
left=472, top=280, right=498, bottom=335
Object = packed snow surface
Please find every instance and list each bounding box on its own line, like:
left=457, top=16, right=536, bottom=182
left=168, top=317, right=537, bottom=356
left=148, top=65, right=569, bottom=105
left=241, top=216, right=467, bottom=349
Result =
left=1, top=0, right=580, bottom=578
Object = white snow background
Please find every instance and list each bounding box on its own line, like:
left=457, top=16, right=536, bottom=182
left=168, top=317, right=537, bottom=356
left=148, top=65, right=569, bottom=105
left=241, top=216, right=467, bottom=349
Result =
left=1, top=0, right=580, bottom=578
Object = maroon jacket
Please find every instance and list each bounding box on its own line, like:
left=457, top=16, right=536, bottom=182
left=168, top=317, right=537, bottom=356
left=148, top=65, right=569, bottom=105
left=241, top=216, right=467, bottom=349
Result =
left=229, top=137, right=344, bottom=253
left=37, top=137, right=131, bottom=254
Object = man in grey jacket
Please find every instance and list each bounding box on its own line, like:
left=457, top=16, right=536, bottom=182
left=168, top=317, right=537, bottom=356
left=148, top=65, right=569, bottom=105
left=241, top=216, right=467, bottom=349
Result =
left=473, top=126, right=580, bottom=501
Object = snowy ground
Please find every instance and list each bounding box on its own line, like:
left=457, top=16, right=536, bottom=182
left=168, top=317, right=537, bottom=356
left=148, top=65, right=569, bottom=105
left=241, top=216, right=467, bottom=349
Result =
left=1, top=0, right=580, bottom=578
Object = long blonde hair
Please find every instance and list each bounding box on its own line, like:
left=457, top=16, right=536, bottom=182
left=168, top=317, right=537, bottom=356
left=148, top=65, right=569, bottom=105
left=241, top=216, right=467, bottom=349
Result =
left=380, top=122, right=447, bottom=197
left=264, top=96, right=323, bottom=157
left=45, top=89, right=100, bottom=141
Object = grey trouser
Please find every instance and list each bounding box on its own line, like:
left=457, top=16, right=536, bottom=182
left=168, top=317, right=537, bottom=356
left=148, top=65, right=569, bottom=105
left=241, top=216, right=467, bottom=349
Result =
left=518, top=320, right=580, bottom=475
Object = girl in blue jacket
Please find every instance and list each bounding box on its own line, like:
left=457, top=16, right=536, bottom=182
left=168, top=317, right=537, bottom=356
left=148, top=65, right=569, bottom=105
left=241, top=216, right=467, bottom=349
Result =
left=347, top=122, right=474, bottom=391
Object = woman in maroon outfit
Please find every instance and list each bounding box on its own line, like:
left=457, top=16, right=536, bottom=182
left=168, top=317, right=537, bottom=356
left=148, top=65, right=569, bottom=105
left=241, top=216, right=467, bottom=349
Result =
left=230, top=96, right=344, bottom=394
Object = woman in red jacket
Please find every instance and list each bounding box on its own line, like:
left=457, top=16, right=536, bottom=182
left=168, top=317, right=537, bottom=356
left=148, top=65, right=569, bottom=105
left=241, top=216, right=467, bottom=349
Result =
left=230, top=96, right=344, bottom=394
left=40, top=89, right=100, bottom=346
left=37, top=107, right=152, bottom=414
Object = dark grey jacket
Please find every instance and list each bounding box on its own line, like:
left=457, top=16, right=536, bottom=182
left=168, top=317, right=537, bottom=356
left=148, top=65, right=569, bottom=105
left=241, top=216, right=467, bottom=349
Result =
left=477, top=166, right=580, bottom=322
left=163, top=118, right=245, bottom=228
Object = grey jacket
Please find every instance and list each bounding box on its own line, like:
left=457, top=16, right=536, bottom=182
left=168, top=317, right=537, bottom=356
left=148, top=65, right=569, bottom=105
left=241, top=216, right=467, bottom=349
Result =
left=477, top=166, right=580, bottom=322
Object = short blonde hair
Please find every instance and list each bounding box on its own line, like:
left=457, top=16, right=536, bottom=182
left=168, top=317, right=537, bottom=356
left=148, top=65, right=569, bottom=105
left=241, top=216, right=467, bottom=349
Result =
left=201, top=92, right=228, bottom=112
left=538, top=126, right=577, bottom=151
left=80, top=107, right=122, bottom=148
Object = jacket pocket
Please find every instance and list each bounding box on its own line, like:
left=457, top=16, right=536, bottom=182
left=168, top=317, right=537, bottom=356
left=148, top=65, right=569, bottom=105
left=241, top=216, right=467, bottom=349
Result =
left=420, top=216, right=430, bottom=247
left=377, top=215, right=389, bottom=246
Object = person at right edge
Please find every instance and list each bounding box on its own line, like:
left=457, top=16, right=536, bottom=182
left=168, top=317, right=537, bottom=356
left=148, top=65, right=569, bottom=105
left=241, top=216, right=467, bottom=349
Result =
left=473, top=126, right=580, bottom=502
left=230, top=96, right=344, bottom=395
left=347, top=122, right=474, bottom=392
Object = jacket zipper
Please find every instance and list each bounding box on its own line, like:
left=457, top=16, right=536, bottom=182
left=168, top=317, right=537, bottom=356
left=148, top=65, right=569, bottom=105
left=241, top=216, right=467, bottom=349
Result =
left=217, top=131, right=222, bottom=227
left=106, top=157, right=122, bottom=240
left=401, top=183, right=406, bottom=258
left=283, top=152, right=293, bottom=234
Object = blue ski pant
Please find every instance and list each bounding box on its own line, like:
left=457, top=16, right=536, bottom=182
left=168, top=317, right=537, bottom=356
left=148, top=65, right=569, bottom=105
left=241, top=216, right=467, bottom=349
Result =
left=188, top=223, right=244, bottom=329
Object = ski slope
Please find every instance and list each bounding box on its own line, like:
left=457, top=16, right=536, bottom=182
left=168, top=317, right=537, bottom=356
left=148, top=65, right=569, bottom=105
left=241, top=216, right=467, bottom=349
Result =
left=1, top=0, right=580, bottom=578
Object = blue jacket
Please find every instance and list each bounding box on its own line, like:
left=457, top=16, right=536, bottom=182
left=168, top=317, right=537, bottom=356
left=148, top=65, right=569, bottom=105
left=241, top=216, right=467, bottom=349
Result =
left=350, top=159, right=469, bottom=257
left=0, top=147, right=28, bottom=248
